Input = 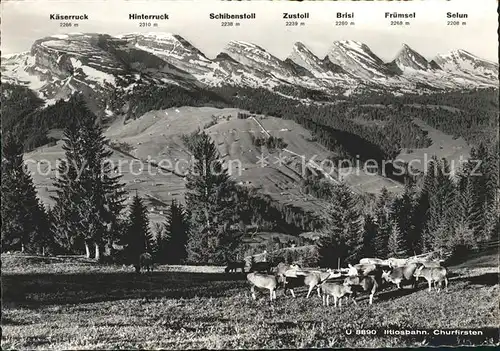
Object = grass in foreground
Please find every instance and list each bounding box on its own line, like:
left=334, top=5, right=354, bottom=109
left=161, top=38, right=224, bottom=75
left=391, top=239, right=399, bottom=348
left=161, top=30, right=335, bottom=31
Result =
left=1, top=254, right=499, bottom=349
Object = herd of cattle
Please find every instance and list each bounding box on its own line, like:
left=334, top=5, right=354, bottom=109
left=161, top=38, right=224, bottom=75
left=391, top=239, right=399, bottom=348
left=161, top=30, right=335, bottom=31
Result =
left=238, top=258, right=449, bottom=305
left=134, top=252, right=449, bottom=306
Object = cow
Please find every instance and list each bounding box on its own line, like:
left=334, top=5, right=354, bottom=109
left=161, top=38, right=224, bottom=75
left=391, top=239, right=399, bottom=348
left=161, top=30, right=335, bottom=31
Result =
left=280, top=275, right=305, bottom=298
left=275, top=262, right=301, bottom=276
left=275, top=262, right=300, bottom=293
left=320, top=282, right=353, bottom=308
left=225, top=261, right=246, bottom=273
left=135, top=252, right=153, bottom=273
left=387, top=257, right=409, bottom=268
left=414, top=266, right=448, bottom=292
left=359, top=258, right=386, bottom=265
left=381, top=263, right=420, bottom=289
left=247, top=272, right=278, bottom=301
left=344, top=275, right=379, bottom=305
left=347, top=263, right=379, bottom=276
left=249, top=261, right=273, bottom=274
left=302, top=269, right=340, bottom=298
left=347, top=263, right=386, bottom=285
left=278, top=268, right=340, bottom=298
left=421, top=260, right=443, bottom=268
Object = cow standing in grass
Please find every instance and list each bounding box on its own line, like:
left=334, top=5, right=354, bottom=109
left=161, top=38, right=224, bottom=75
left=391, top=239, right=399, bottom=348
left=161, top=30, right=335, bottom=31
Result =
left=247, top=272, right=278, bottom=301
left=303, top=270, right=342, bottom=298
left=275, top=262, right=301, bottom=291
left=249, top=261, right=273, bottom=274
left=414, top=265, right=448, bottom=292
left=225, top=261, right=246, bottom=273
left=347, top=263, right=386, bottom=286
left=135, top=253, right=153, bottom=273
left=344, top=275, right=379, bottom=305
left=281, top=269, right=340, bottom=298
left=359, top=258, right=386, bottom=265
left=276, top=264, right=303, bottom=298
left=321, top=282, right=353, bottom=308
left=275, top=262, right=301, bottom=277
left=381, top=263, right=420, bottom=289
left=421, top=260, right=443, bottom=268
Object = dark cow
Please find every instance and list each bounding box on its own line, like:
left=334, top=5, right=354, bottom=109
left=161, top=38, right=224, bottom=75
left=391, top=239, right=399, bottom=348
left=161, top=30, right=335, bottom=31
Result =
left=135, top=252, right=153, bottom=273
left=275, top=263, right=302, bottom=297
left=344, top=275, right=379, bottom=305
left=281, top=275, right=306, bottom=298
left=225, top=261, right=246, bottom=273
left=249, top=261, right=272, bottom=274
left=381, top=263, right=420, bottom=289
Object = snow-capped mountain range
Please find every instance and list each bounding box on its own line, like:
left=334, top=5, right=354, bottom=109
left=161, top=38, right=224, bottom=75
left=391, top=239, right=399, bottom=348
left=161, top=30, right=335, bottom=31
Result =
left=2, top=32, right=498, bottom=108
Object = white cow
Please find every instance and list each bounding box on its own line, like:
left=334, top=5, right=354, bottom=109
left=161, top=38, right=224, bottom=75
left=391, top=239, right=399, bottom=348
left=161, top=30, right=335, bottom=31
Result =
left=247, top=273, right=278, bottom=301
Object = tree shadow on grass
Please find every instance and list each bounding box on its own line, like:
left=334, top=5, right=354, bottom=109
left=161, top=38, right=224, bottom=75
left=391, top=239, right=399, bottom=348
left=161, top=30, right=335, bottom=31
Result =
left=357, top=280, right=438, bottom=304
left=454, top=272, right=499, bottom=287
left=267, top=320, right=324, bottom=331
left=2, top=271, right=249, bottom=308
left=375, top=286, right=420, bottom=301
left=1, top=317, right=32, bottom=326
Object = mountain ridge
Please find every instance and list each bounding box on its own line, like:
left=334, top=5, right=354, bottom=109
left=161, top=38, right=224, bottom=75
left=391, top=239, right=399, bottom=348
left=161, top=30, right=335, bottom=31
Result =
left=2, top=32, right=498, bottom=111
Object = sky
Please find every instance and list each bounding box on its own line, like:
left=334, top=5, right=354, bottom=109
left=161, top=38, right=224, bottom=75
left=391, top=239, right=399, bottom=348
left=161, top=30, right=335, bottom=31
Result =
left=1, top=0, right=498, bottom=62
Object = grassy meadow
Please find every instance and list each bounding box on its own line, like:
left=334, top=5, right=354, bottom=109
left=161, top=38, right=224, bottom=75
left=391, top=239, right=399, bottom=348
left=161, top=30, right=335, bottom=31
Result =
left=2, top=252, right=499, bottom=349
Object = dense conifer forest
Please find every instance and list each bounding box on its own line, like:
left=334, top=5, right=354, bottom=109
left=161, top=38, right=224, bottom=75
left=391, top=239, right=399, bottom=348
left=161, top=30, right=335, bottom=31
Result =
left=1, top=82, right=498, bottom=265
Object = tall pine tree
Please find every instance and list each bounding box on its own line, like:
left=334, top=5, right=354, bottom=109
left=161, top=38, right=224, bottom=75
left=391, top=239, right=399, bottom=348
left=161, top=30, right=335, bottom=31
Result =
left=454, top=169, right=476, bottom=250
left=392, top=181, right=415, bottom=256
left=468, top=144, right=498, bottom=241
left=156, top=200, right=189, bottom=264
left=361, top=214, right=377, bottom=258
left=51, top=97, right=126, bottom=259
left=1, top=133, right=50, bottom=253
left=123, top=193, right=153, bottom=269
left=422, top=158, right=459, bottom=252
left=184, top=132, right=242, bottom=264
left=317, top=182, right=363, bottom=267
left=387, top=220, right=405, bottom=258
left=373, top=187, right=392, bottom=258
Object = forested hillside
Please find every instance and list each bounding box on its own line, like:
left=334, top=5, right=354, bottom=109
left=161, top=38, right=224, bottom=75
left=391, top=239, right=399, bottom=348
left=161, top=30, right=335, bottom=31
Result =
left=1, top=81, right=498, bottom=265
left=4, top=80, right=497, bottom=160
left=2, top=84, right=101, bottom=151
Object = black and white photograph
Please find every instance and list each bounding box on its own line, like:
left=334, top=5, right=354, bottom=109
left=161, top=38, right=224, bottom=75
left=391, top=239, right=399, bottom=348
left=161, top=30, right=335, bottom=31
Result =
left=1, top=0, right=499, bottom=348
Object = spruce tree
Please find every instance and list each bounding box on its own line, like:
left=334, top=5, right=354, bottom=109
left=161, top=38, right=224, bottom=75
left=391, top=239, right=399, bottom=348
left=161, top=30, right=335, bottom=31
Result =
left=468, top=143, right=498, bottom=241
left=392, top=182, right=415, bottom=256
left=373, top=187, right=392, bottom=258
left=157, top=200, right=189, bottom=264
left=51, top=119, right=84, bottom=253
left=421, top=157, right=441, bottom=238
left=184, top=132, right=241, bottom=264
left=411, top=157, right=442, bottom=254
left=124, top=194, right=153, bottom=267
left=317, top=183, right=362, bottom=267
left=387, top=220, right=405, bottom=258
left=1, top=133, right=50, bottom=253
left=153, top=222, right=169, bottom=264
left=361, top=214, right=377, bottom=258
left=39, top=207, right=56, bottom=255
left=51, top=97, right=126, bottom=258
left=423, top=158, right=460, bottom=252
